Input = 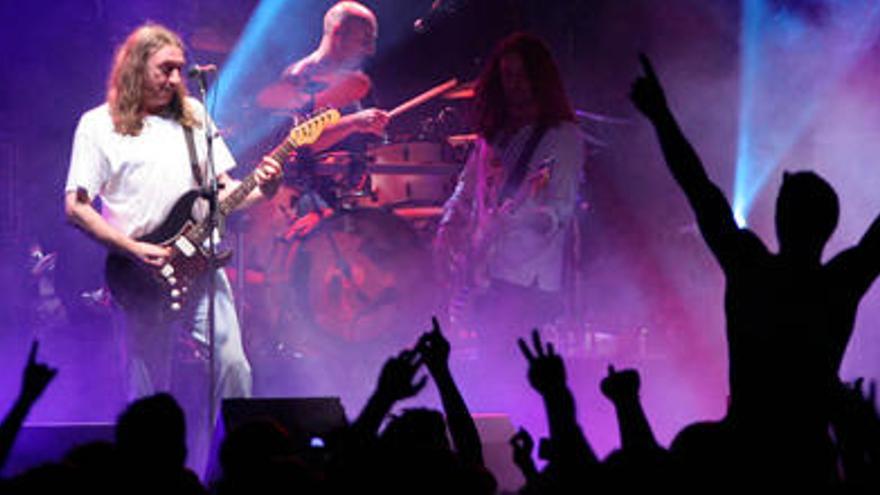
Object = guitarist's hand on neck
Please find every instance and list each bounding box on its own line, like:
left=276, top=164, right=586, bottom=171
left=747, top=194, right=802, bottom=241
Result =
left=218, top=154, right=285, bottom=209
left=254, top=155, right=284, bottom=199
left=254, top=156, right=283, bottom=185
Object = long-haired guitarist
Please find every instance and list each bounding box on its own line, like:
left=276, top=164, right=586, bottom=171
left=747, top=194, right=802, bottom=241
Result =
left=435, top=33, right=586, bottom=345
left=63, top=23, right=282, bottom=402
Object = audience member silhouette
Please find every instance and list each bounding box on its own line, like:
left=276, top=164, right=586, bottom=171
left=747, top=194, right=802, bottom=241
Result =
left=830, top=377, right=880, bottom=491
left=632, top=52, right=880, bottom=488
left=114, top=393, right=205, bottom=494
left=349, top=318, right=495, bottom=495
left=416, top=317, right=486, bottom=469
left=509, top=427, right=539, bottom=487
left=518, top=329, right=598, bottom=490
left=215, top=419, right=319, bottom=495
left=0, top=341, right=57, bottom=475
left=599, top=365, right=668, bottom=491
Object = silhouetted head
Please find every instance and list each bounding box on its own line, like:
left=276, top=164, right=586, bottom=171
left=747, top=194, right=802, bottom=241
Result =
left=218, top=419, right=320, bottom=494
left=220, top=419, right=291, bottom=479
left=380, top=408, right=450, bottom=453
left=115, top=392, right=187, bottom=470
left=775, top=171, right=838, bottom=260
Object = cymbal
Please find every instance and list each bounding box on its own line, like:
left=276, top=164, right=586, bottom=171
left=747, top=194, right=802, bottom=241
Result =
left=256, top=81, right=312, bottom=111
left=442, top=80, right=475, bottom=100
left=256, top=72, right=371, bottom=111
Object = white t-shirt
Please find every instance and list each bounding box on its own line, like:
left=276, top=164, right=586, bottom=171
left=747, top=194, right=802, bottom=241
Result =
left=65, top=98, right=236, bottom=238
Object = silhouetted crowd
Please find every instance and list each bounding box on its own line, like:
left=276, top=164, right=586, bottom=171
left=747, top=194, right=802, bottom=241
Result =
left=2, top=322, right=877, bottom=494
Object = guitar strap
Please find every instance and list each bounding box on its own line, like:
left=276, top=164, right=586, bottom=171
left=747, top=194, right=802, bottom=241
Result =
left=183, top=126, right=205, bottom=187
left=498, top=123, right=549, bottom=205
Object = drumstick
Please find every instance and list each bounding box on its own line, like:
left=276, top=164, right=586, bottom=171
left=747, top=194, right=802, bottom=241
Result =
left=388, top=78, right=458, bottom=119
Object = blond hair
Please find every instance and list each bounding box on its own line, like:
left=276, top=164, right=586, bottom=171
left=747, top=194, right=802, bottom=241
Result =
left=107, top=23, right=199, bottom=136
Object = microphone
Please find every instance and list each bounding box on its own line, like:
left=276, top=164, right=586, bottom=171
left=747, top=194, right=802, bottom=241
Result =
left=187, top=63, right=217, bottom=78
left=413, top=0, right=461, bottom=34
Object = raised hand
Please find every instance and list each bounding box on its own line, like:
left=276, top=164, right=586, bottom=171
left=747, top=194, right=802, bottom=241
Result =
left=510, top=427, right=536, bottom=470
left=518, top=329, right=567, bottom=395
left=375, top=348, right=427, bottom=402
left=19, top=340, right=57, bottom=406
left=416, top=316, right=451, bottom=376
left=630, top=53, right=669, bottom=121
left=600, top=365, right=641, bottom=404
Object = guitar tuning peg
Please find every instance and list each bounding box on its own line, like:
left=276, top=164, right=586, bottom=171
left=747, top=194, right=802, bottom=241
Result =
left=170, top=302, right=182, bottom=312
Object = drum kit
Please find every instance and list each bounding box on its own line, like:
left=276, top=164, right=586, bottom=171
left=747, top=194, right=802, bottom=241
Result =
left=234, top=77, right=479, bottom=357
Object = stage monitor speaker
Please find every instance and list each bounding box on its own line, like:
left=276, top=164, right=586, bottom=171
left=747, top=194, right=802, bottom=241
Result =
left=205, top=397, right=348, bottom=480
left=219, top=397, right=347, bottom=442
left=5, top=422, right=115, bottom=477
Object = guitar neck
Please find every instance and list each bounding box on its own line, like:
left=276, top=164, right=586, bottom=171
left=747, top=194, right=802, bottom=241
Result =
left=182, top=108, right=339, bottom=246
left=220, top=135, right=295, bottom=216
left=185, top=135, right=296, bottom=245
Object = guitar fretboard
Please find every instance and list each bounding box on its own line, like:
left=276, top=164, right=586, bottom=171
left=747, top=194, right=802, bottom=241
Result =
left=182, top=110, right=337, bottom=246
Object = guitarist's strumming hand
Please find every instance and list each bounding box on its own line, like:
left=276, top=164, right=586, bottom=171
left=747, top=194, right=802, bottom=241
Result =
left=130, top=240, right=171, bottom=267
left=497, top=157, right=556, bottom=235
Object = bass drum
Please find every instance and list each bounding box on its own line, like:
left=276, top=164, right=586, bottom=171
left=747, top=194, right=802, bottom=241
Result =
left=279, top=208, right=436, bottom=345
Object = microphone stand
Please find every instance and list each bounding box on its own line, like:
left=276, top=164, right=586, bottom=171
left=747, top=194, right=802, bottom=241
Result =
left=193, top=69, right=220, bottom=430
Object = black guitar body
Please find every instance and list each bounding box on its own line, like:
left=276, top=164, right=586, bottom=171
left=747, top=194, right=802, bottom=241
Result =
left=105, top=190, right=230, bottom=312
left=102, top=108, right=340, bottom=313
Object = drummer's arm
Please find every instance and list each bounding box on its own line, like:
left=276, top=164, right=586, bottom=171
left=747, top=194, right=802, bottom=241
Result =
left=309, top=108, right=390, bottom=152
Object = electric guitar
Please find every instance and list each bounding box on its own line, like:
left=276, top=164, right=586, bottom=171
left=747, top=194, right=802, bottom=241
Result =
left=469, top=156, right=555, bottom=286
left=105, top=109, right=341, bottom=312
left=444, top=157, right=556, bottom=328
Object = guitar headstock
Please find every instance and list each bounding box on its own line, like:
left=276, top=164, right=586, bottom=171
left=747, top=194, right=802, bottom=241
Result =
left=288, top=108, right=342, bottom=147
